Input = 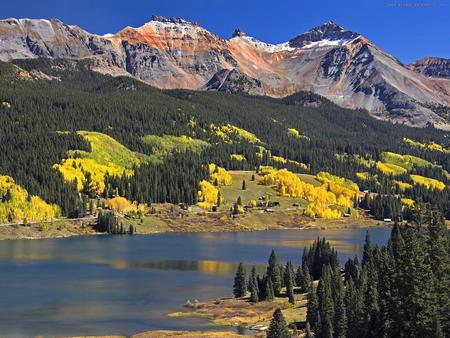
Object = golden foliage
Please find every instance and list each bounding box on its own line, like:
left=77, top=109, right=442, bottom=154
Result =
left=376, top=161, right=407, bottom=176
left=210, top=124, right=261, bottom=144
left=287, top=128, right=310, bottom=140
left=403, top=137, right=449, bottom=154
left=272, top=155, right=308, bottom=170
left=356, top=172, right=369, bottom=180
left=54, top=131, right=145, bottom=195
left=410, top=175, right=446, bottom=191
left=400, top=198, right=415, bottom=207
left=304, top=202, right=342, bottom=219
left=197, top=180, right=219, bottom=210
left=209, top=164, right=232, bottom=186
left=392, top=180, right=412, bottom=191
left=107, top=196, right=147, bottom=215
left=0, top=175, right=59, bottom=223
left=230, top=154, right=246, bottom=162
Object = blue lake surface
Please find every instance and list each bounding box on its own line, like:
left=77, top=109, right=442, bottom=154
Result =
left=0, top=227, right=392, bottom=337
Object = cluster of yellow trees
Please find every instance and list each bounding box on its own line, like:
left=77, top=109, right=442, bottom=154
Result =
left=54, top=158, right=131, bottom=195
left=400, top=198, right=415, bottom=207
left=209, top=164, right=233, bottom=186
left=54, top=131, right=147, bottom=196
left=230, top=154, right=246, bottom=162
left=376, top=161, right=407, bottom=176
left=403, top=137, right=449, bottom=154
left=392, top=180, right=412, bottom=191
left=272, top=155, right=308, bottom=170
left=262, top=169, right=358, bottom=218
left=210, top=124, right=261, bottom=144
left=410, top=175, right=446, bottom=191
left=0, top=175, right=59, bottom=223
left=287, top=128, right=310, bottom=140
left=197, top=164, right=232, bottom=209
left=197, top=180, right=219, bottom=210
left=107, top=196, right=147, bottom=215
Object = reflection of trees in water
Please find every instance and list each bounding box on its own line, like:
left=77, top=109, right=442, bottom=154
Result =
left=110, top=259, right=266, bottom=276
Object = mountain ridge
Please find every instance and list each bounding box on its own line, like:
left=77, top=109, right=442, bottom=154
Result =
left=0, top=15, right=449, bottom=128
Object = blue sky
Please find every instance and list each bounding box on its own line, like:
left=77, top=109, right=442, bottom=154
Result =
left=2, top=0, right=449, bottom=63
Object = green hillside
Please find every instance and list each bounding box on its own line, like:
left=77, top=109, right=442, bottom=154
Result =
left=0, top=58, right=448, bottom=219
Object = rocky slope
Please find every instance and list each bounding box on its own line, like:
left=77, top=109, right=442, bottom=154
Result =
left=408, top=57, right=450, bottom=79
left=0, top=16, right=449, bottom=128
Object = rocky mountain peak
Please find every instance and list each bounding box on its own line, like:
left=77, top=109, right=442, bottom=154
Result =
left=289, top=21, right=359, bottom=48
left=232, top=28, right=246, bottom=38
left=149, top=15, right=198, bottom=26
left=408, top=57, right=450, bottom=79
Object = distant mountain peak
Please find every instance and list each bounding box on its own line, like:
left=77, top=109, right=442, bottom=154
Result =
left=149, top=15, right=198, bottom=26
left=232, top=28, right=247, bottom=38
left=289, top=21, right=359, bottom=48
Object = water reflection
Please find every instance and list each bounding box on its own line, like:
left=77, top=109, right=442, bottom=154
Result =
left=0, top=227, right=391, bottom=337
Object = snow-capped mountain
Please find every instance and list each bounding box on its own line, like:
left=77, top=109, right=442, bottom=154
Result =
left=0, top=16, right=449, bottom=128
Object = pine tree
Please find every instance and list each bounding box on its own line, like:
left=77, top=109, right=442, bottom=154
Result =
left=237, top=196, right=242, bottom=206
left=333, top=272, right=347, bottom=338
left=426, top=209, right=450, bottom=333
left=295, top=265, right=303, bottom=288
left=250, top=280, right=259, bottom=303
left=216, top=191, right=221, bottom=207
left=233, top=262, right=247, bottom=298
left=284, top=261, right=295, bottom=290
left=317, top=265, right=335, bottom=338
left=287, top=285, right=295, bottom=304
left=301, top=265, right=312, bottom=293
left=251, top=174, right=255, bottom=181
left=242, top=180, right=246, bottom=190
left=264, top=277, right=275, bottom=301
left=267, top=249, right=282, bottom=296
left=307, top=283, right=319, bottom=331
left=267, top=308, right=289, bottom=338
left=362, top=230, right=372, bottom=268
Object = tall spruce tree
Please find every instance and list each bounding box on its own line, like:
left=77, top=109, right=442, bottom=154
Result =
left=233, top=263, right=247, bottom=298
left=267, top=250, right=282, bottom=296
left=307, top=283, right=319, bottom=331
left=264, top=277, right=275, bottom=301
left=426, top=209, right=450, bottom=333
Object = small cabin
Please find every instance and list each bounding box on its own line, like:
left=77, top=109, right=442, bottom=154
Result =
left=383, top=218, right=392, bottom=222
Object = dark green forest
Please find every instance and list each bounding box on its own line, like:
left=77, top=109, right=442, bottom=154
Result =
left=233, top=207, right=450, bottom=337
left=0, top=58, right=448, bottom=218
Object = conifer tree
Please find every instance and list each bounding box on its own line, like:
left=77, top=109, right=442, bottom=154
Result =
left=267, top=308, right=289, bottom=338
left=251, top=174, right=255, bottom=181
left=362, top=230, right=372, bottom=268
left=333, top=275, right=347, bottom=338
left=250, top=280, right=259, bottom=303
left=307, top=283, right=319, bottom=331
left=242, top=180, right=246, bottom=190
left=264, top=277, right=275, bottom=301
left=426, top=209, right=450, bottom=333
left=267, top=249, right=282, bottom=296
left=216, top=191, right=221, bottom=207
left=233, top=263, right=247, bottom=298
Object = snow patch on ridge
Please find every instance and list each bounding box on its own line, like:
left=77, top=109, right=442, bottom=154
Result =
left=301, top=37, right=359, bottom=49
left=231, top=35, right=295, bottom=53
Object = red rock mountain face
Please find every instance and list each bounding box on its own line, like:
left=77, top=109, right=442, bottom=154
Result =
left=0, top=16, right=449, bottom=128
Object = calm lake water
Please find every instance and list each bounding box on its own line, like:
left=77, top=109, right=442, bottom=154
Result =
left=0, top=227, right=392, bottom=337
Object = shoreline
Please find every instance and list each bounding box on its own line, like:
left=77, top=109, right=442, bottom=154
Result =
left=0, top=214, right=388, bottom=241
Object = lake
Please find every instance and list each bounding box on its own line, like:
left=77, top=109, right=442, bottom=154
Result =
left=0, top=227, right=392, bottom=337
